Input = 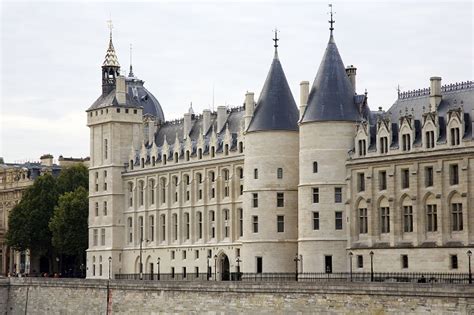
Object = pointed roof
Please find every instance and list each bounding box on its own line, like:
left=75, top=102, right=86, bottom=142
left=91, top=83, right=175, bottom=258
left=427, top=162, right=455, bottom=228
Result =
left=103, top=37, right=120, bottom=68
left=301, top=34, right=360, bottom=123
left=247, top=46, right=299, bottom=132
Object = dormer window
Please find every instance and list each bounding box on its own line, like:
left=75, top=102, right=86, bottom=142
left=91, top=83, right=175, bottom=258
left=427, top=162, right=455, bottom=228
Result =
left=358, top=139, right=366, bottom=157
left=402, top=134, right=411, bottom=151
left=450, top=127, right=460, bottom=146
left=380, top=136, right=388, bottom=154
left=426, top=131, right=435, bottom=149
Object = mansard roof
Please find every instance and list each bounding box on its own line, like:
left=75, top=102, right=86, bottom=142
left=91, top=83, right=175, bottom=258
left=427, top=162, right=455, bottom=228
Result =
left=247, top=52, right=299, bottom=132
left=301, top=35, right=361, bottom=123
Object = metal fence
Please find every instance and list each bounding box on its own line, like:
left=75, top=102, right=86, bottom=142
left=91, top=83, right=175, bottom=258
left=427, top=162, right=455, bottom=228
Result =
left=115, top=272, right=471, bottom=284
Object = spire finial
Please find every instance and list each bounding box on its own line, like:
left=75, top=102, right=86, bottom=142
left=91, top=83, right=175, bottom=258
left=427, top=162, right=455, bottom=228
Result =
left=129, top=43, right=134, bottom=77
left=328, top=4, right=335, bottom=35
left=273, top=28, right=279, bottom=58
left=107, top=17, right=113, bottom=40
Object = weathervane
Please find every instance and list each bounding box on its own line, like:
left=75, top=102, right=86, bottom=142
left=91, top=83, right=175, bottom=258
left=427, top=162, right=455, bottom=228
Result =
left=328, top=4, right=335, bottom=35
left=273, top=28, right=279, bottom=57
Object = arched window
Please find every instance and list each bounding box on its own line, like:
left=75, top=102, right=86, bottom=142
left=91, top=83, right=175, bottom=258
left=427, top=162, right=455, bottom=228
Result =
left=162, top=154, right=167, bottom=165
left=152, top=156, right=156, bottom=166
left=223, top=209, right=230, bottom=238
left=149, top=179, right=155, bottom=204
left=184, top=213, right=190, bottom=240
left=222, top=169, right=230, bottom=197
left=186, top=150, right=190, bottom=161
left=128, top=182, right=133, bottom=207
left=238, top=142, right=243, bottom=153
left=401, top=196, right=413, bottom=233
left=379, top=198, right=390, bottom=234
left=99, top=256, right=103, bottom=276
left=160, top=214, right=166, bottom=241
left=149, top=215, right=155, bottom=242
left=196, top=212, right=203, bottom=239
left=160, top=178, right=167, bottom=204
left=209, top=210, right=215, bottom=238
left=211, top=146, right=215, bottom=158
left=141, top=158, right=145, bottom=168
left=313, top=161, right=318, bottom=173
left=138, top=216, right=144, bottom=240
left=174, top=152, right=179, bottom=163
left=198, top=148, right=202, bottom=159
left=92, top=256, right=96, bottom=276
left=425, top=194, right=437, bottom=232
left=128, top=217, right=133, bottom=243
left=357, top=199, right=368, bottom=234
left=138, top=181, right=144, bottom=206
left=130, top=160, right=134, bottom=170
left=172, top=214, right=178, bottom=241
left=172, top=176, right=179, bottom=203
left=224, top=144, right=229, bottom=156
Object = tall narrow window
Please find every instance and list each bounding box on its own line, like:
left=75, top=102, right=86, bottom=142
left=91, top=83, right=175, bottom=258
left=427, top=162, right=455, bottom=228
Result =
left=185, top=213, right=190, bottom=240
left=335, top=187, right=342, bottom=203
left=380, top=207, right=390, bottom=233
left=104, top=139, right=108, bottom=159
left=403, top=206, right=413, bottom=232
left=425, top=167, right=434, bottom=187
left=252, top=193, right=258, bottom=208
left=358, top=139, right=366, bottom=157
left=93, top=229, right=98, bottom=246
left=103, top=171, right=107, bottom=190
left=150, top=179, right=155, bottom=204
left=223, top=209, right=229, bottom=238
left=239, top=142, right=244, bottom=153
left=426, top=204, right=437, bottom=232
left=197, top=212, right=203, bottom=239
left=173, top=214, right=178, bottom=241
left=313, top=161, right=318, bottom=173
left=450, top=127, right=460, bottom=146
left=277, top=192, right=284, bottom=207
left=402, top=134, right=411, bottom=151
left=451, top=203, right=463, bottom=231
left=252, top=216, right=258, bottom=233
left=211, top=146, right=215, bottom=158
left=95, top=202, right=99, bottom=216
left=239, top=209, right=243, bottom=237
left=380, top=136, right=388, bottom=154
left=103, top=201, right=107, bottom=216
left=149, top=216, right=154, bottom=242
left=256, top=257, right=263, bottom=273
left=450, top=164, right=459, bottom=185
left=254, top=168, right=258, bottom=179
left=161, top=178, right=166, bottom=204
left=139, top=181, right=144, bottom=206
left=101, top=228, right=105, bottom=246
left=198, top=148, right=202, bottom=160
left=379, top=171, right=387, bottom=190
left=359, top=208, right=368, bottom=234
left=312, top=188, right=319, bottom=203
left=335, top=211, right=343, bottom=230
left=128, top=217, right=133, bottom=243
left=277, top=215, right=284, bottom=232
left=401, top=255, right=409, bottom=269
left=128, top=182, right=133, bottom=207
left=161, top=214, right=166, bottom=241
left=358, top=173, right=365, bottom=192
left=95, top=172, right=99, bottom=192
left=277, top=168, right=283, bottom=179
left=426, top=131, right=435, bottom=149
left=313, top=212, right=319, bottom=230
left=139, top=216, right=144, bottom=240
left=401, top=169, right=410, bottom=189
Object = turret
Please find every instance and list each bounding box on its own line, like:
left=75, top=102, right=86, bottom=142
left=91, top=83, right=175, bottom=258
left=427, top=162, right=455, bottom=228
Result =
left=101, top=23, right=121, bottom=95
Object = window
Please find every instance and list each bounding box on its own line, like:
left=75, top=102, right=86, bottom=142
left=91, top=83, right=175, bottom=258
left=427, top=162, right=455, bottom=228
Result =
left=451, top=203, right=463, bottom=231
left=104, top=139, right=108, bottom=159
left=335, top=211, right=343, bottom=230
left=358, top=173, right=365, bottom=192
left=161, top=214, right=166, bottom=241
left=95, top=172, right=99, bottom=191
left=426, top=130, right=435, bottom=149
left=313, top=161, right=318, bottom=173
left=357, top=255, right=363, bottom=268
left=426, top=204, right=437, bottom=232
left=359, top=208, right=368, bottom=234
left=254, top=168, right=258, bottom=179
left=380, top=136, right=388, bottom=154
left=103, top=201, right=107, bottom=216
left=101, top=228, right=105, bottom=246
left=451, top=255, right=458, bottom=269
left=185, top=213, right=190, bottom=240
left=174, top=152, right=179, bottom=163
left=379, top=171, right=387, bottom=190
left=239, top=142, right=243, bottom=153
left=312, top=188, right=319, bottom=203
left=103, top=171, right=107, bottom=190
left=186, top=150, right=190, bottom=161
left=128, top=217, right=133, bottom=243
left=197, top=212, right=203, bottom=239
left=277, top=215, right=284, bottom=232
left=425, top=167, right=434, bottom=187
left=182, top=267, right=187, bottom=278
left=130, top=160, right=134, bottom=170
left=401, top=169, right=410, bottom=189
left=171, top=267, right=175, bottom=278
left=210, top=171, right=215, bottom=182
left=224, top=144, right=229, bottom=155
left=211, top=146, right=215, bottom=158
left=335, top=187, right=342, bottom=203
left=450, top=164, right=459, bottom=185
left=401, top=255, right=408, bottom=269
left=150, top=180, right=155, bottom=204
left=95, top=202, right=99, bottom=216
left=277, top=193, right=284, bottom=207
left=99, top=256, right=102, bottom=276
left=252, top=216, right=258, bottom=233
left=312, top=212, right=319, bottom=230
left=380, top=207, right=390, bottom=233
left=358, top=139, right=366, bottom=157
left=239, top=209, right=243, bottom=237
left=152, top=156, right=156, bottom=166
left=128, top=182, right=133, bottom=207
left=171, top=251, right=175, bottom=260
left=277, top=168, right=283, bottom=179
left=450, top=127, right=460, bottom=146
left=139, top=216, right=144, bottom=240
left=163, top=154, right=167, bottom=165
left=198, top=148, right=202, bottom=159
left=173, top=214, right=178, bottom=241
left=403, top=206, right=413, bottom=232
left=149, top=216, right=154, bottom=242
left=183, top=251, right=187, bottom=260
left=160, top=178, right=166, bottom=204
left=255, top=257, right=263, bottom=274
left=93, top=229, right=98, bottom=246
left=195, top=250, right=199, bottom=259
left=402, top=134, right=411, bottom=151
left=139, top=181, right=144, bottom=206
left=141, top=158, right=145, bottom=168
left=252, top=193, right=258, bottom=208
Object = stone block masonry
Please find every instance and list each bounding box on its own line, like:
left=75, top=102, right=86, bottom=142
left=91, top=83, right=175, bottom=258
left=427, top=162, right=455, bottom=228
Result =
left=0, top=278, right=473, bottom=314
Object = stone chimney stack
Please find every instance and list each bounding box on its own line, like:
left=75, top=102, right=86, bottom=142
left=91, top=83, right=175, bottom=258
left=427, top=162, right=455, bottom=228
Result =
left=299, top=81, right=309, bottom=119
left=203, top=109, right=211, bottom=135
left=217, top=106, right=227, bottom=133
left=244, top=92, right=255, bottom=130
left=116, top=75, right=126, bottom=105
left=183, top=113, right=192, bottom=140
left=148, top=119, right=156, bottom=144
left=40, top=154, right=53, bottom=166
left=429, top=76, right=442, bottom=112
left=346, top=65, right=357, bottom=92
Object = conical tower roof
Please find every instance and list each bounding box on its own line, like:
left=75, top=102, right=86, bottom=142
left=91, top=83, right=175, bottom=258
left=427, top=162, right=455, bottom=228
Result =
left=247, top=39, right=299, bottom=132
left=301, top=34, right=360, bottom=123
left=103, top=37, right=120, bottom=68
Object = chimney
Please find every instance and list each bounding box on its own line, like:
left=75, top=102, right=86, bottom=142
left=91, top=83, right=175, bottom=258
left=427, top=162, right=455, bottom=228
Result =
left=299, top=81, right=309, bottom=119
left=429, top=76, right=442, bottom=112
left=346, top=65, right=357, bottom=92
left=203, top=109, right=211, bottom=135
left=116, top=75, right=126, bottom=105
left=148, top=119, right=156, bottom=144
left=40, top=154, right=53, bottom=166
left=244, top=92, right=255, bottom=130
left=183, top=113, right=192, bottom=139
left=217, top=106, right=227, bottom=133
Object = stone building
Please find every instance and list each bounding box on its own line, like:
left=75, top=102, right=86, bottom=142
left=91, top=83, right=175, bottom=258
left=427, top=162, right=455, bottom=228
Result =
left=86, top=18, right=473, bottom=279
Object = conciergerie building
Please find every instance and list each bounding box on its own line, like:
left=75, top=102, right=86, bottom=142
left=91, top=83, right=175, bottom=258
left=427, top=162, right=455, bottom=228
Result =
left=85, top=14, right=474, bottom=279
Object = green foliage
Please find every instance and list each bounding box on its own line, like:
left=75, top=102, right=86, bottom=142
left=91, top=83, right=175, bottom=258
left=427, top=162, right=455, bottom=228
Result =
left=56, top=164, right=88, bottom=195
left=49, top=187, right=88, bottom=257
left=5, top=203, right=29, bottom=251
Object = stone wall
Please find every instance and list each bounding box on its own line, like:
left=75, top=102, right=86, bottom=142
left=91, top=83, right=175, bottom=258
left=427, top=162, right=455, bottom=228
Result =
left=1, top=278, right=473, bottom=314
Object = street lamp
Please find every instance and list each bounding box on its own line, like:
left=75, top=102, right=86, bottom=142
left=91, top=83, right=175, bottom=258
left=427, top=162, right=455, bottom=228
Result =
left=293, top=254, right=300, bottom=282
left=348, top=252, right=353, bottom=282
left=106, top=257, right=112, bottom=315
left=108, top=257, right=112, bottom=280
left=369, top=251, right=374, bottom=282
left=157, top=257, right=160, bottom=281
left=467, top=250, right=472, bottom=284
left=55, top=257, right=60, bottom=275
left=236, top=257, right=242, bottom=281
left=214, top=255, right=218, bottom=281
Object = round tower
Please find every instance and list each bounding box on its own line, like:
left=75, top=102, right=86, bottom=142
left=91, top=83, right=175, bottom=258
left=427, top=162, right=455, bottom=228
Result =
left=241, top=33, right=300, bottom=275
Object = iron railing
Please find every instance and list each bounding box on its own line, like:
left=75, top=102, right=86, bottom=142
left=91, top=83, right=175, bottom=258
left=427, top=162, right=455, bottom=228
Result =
left=114, top=272, right=471, bottom=284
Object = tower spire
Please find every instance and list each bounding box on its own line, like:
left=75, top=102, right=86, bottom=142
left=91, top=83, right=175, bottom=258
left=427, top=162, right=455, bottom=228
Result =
left=129, top=44, right=134, bottom=77
left=107, top=18, right=113, bottom=40
left=273, top=28, right=279, bottom=58
left=328, top=4, right=335, bottom=35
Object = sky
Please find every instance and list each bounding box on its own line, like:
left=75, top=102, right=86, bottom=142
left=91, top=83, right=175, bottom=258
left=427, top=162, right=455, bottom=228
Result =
left=1, top=0, right=472, bottom=163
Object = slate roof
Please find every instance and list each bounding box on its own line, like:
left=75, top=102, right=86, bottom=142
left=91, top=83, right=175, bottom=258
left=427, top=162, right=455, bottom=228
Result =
left=301, top=35, right=361, bottom=123
left=247, top=51, right=299, bottom=132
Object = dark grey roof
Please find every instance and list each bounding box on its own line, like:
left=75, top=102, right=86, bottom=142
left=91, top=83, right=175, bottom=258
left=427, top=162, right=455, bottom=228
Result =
left=87, top=76, right=165, bottom=122
left=247, top=52, right=299, bottom=132
left=301, top=35, right=361, bottom=123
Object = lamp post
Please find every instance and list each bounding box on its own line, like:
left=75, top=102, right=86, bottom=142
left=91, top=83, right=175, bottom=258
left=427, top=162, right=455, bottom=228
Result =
left=293, top=254, right=300, bottom=282
left=369, top=251, right=374, bottom=282
left=106, top=257, right=112, bottom=315
left=348, top=252, right=353, bottom=282
left=108, top=257, right=112, bottom=279
left=236, top=257, right=242, bottom=281
left=214, top=255, right=217, bottom=281
left=467, top=250, right=472, bottom=284
left=157, top=257, right=160, bottom=281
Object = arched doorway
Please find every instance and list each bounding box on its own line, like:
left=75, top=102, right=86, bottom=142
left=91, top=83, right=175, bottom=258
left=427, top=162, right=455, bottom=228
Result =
left=220, top=254, right=230, bottom=281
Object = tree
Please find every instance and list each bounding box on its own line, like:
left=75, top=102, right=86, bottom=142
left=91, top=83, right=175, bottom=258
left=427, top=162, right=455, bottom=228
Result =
left=56, top=164, right=88, bottom=195
left=49, top=186, right=88, bottom=260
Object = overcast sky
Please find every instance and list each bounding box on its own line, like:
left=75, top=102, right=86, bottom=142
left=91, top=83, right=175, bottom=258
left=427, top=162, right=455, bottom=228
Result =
left=1, top=0, right=472, bottom=163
